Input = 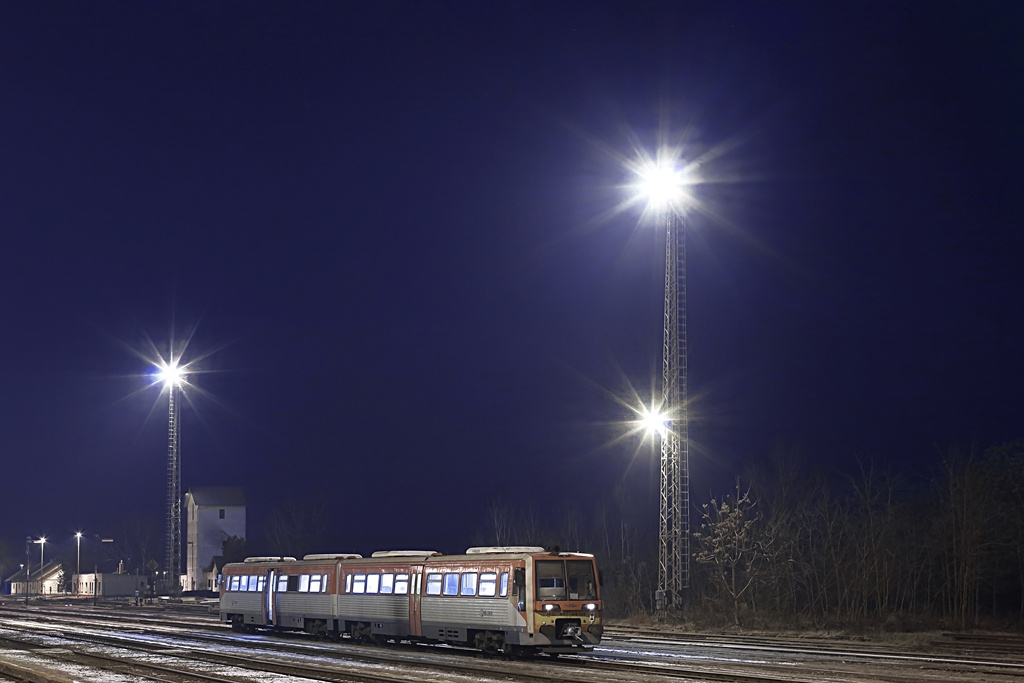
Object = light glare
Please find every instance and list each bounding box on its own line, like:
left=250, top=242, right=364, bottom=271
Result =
left=157, top=362, right=185, bottom=387
left=640, top=407, right=668, bottom=436
left=639, top=163, right=685, bottom=208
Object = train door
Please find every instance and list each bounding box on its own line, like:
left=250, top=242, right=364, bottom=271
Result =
left=264, top=569, right=277, bottom=626
left=513, top=564, right=530, bottom=633
left=408, top=564, right=423, bottom=637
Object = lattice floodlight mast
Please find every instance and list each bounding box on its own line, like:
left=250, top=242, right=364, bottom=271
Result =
left=659, top=208, right=689, bottom=609
left=166, top=382, right=181, bottom=593
left=158, top=361, right=184, bottom=594
left=636, top=156, right=690, bottom=610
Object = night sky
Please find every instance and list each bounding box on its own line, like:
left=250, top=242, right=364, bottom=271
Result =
left=2, top=2, right=1022, bottom=560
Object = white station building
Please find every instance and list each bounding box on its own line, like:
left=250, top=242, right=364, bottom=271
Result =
left=184, top=486, right=246, bottom=593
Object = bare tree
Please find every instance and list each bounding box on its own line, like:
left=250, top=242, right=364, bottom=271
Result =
left=264, top=495, right=331, bottom=557
left=694, top=480, right=767, bottom=626
left=485, top=498, right=512, bottom=546
left=934, top=446, right=993, bottom=628
left=982, top=440, right=1024, bottom=621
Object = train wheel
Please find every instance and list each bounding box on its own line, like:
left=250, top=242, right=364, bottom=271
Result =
left=474, top=631, right=504, bottom=654
left=351, top=622, right=372, bottom=644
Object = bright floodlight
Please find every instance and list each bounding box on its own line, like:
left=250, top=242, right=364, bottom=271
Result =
left=640, top=407, right=669, bottom=436
left=637, top=161, right=686, bottom=209
left=157, top=361, right=185, bottom=387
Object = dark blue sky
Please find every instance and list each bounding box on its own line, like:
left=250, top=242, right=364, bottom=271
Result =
left=2, top=1, right=1022, bottom=558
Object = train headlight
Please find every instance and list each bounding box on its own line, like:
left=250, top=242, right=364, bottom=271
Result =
left=543, top=604, right=560, bottom=613
left=584, top=603, right=597, bottom=611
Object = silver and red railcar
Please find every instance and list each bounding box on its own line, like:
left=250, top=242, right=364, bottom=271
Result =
left=219, top=546, right=602, bottom=656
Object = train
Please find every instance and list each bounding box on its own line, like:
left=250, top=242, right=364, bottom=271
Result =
left=219, top=545, right=602, bottom=657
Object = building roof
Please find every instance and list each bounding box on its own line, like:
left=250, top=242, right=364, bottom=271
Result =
left=186, top=486, right=246, bottom=507
left=4, top=560, right=62, bottom=583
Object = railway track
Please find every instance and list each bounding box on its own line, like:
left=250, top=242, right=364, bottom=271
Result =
left=2, top=605, right=1022, bottom=682
left=1, top=607, right=799, bottom=682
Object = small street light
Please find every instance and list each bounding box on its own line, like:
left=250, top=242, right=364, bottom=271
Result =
left=76, top=532, right=83, bottom=593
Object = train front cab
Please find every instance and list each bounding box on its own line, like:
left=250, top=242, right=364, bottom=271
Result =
left=512, top=550, right=602, bottom=656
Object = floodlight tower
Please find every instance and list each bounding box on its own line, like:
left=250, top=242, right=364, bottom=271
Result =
left=637, top=156, right=690, bottom=610
left=157, top=361, right=185, bottom=594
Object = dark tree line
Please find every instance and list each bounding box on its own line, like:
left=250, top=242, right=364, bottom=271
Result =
left=479, top=440, right=1024, bottom=631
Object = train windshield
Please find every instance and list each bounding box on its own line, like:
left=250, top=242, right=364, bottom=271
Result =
left=535, top=559, right=598, bottom=601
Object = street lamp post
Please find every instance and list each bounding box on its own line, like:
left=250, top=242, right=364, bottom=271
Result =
left=24, top=537, right=30, bottom=604
left=76, top=532, right=83, bottom=594
left=36, top=537, right=47, bottom=595
left=635, top=153, right=692, bottom=611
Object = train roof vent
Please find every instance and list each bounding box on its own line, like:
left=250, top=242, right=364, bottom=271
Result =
left=465, top=546, right=546, bottom=554
left=243, top=556, right=297, bottom=563
left=370, top=550, right=441, bottom=558
left=302, top=553, right=363, bottom=560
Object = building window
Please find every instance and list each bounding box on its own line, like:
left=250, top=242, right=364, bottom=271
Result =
left=219, top=509, right=225, bottom=519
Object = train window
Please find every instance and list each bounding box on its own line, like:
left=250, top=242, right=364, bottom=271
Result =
left=380, top=573, right=394, bottom=594
left=443, top=573, right=460, bottom=596
left=309, top=574, right=324, bottom=593
left=460, top=572, right=478, bottom=596
left=426, top=573, right=442, bottom=595
left=535, top=560, right=566, bottom=600
left=499, top=572, right=509, bottom=597
left=479, top=572, right=497, bottom=597
left=229, top=576, right=240, bottom=591
left=346, top=574, right=352, bottom=592
left=298, top=575, right=310, bottom=592
left=566, top=560, right=598, bottom=600
left=352, top=574, right=367, bottom=594
left=395, top=573, right=409, bottom=595
left=366, top=574, right=380, bottom=594
left=247, top=575, right=260, bottom=592
left=277, top=575, right=288, bottom=592
left=257, top=576, right=266, bottom=591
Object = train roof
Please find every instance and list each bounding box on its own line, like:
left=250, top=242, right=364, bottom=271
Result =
left=242, top=556, right=297, bottom=563
left=230, top=548, right=595, bottom=568
left=370, top=550, right=441, bottom=558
